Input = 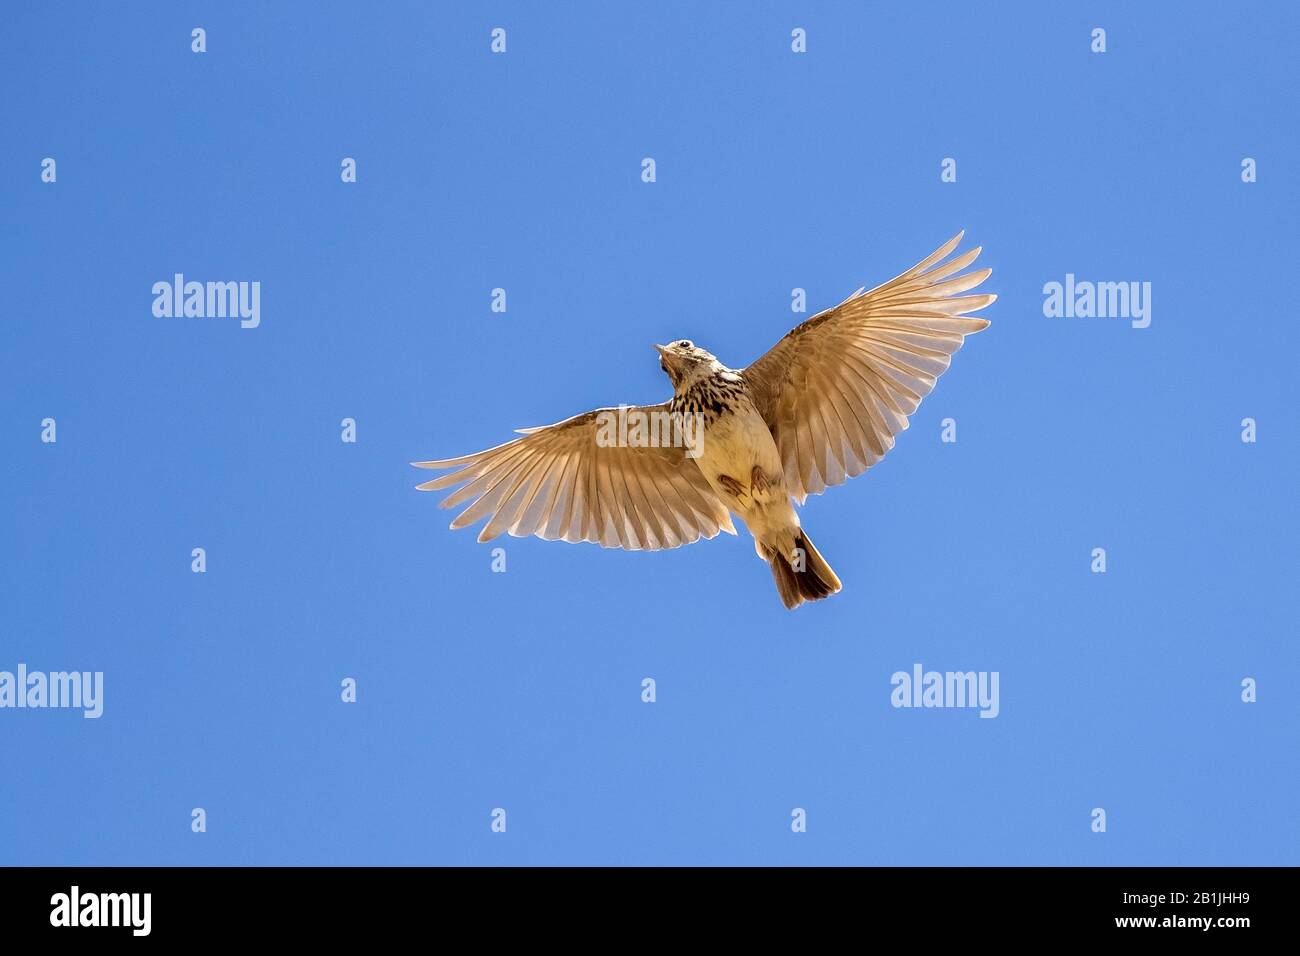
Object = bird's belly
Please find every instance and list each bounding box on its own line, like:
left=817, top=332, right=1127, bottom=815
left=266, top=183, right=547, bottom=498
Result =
left=695, top=402, right=789, bottom=516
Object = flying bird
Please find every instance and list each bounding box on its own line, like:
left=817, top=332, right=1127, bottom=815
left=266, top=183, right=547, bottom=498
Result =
left=414, top=233, right=994, bottom=609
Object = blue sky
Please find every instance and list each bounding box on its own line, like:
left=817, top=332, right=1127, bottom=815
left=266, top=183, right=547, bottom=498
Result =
left=1, top=1, right=1296, bottom=865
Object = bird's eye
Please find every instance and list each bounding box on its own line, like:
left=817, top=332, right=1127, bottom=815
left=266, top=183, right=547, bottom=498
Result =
left=677, top=340, right=692, bottom=349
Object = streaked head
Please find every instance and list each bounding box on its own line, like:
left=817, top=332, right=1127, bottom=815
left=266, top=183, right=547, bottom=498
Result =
left=654, top=339, right=716, bottom=388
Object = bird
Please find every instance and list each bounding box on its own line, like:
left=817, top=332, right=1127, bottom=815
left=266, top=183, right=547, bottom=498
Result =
left=413, top=232, right=994, bottom=609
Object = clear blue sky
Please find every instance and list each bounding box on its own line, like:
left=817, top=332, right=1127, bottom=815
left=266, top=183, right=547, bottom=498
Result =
left=2, top=2, right=1296, bottom=865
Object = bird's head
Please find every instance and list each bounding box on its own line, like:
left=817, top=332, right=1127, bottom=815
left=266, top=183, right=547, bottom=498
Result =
left=654, top=340, right=717, bottom=389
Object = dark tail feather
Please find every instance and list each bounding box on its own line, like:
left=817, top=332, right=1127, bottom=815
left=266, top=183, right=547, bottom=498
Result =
left=767, top=531, right=843, bottom=610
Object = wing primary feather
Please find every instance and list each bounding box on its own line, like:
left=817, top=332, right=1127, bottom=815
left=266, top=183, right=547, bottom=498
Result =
left=479, top=451, right=552, bottom=542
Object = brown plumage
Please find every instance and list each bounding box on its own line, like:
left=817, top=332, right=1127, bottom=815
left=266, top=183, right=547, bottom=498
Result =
left=413, top=233, right=994, bottom=609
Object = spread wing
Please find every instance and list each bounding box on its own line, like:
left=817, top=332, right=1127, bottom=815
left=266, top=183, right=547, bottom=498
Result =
left=743, top=232, right=995, bottom=503
left=412, top=405, right=736, bottom=550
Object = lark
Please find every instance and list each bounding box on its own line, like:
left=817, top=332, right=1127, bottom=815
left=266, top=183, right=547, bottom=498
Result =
left=414, top=233, right=995, bottom=609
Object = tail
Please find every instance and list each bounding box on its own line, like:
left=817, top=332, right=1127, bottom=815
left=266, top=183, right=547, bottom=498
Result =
left=767, top=531, right=843, bottom=610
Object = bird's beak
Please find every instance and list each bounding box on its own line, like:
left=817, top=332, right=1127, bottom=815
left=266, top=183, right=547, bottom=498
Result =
left=654, top=343, right=679, bottom=380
